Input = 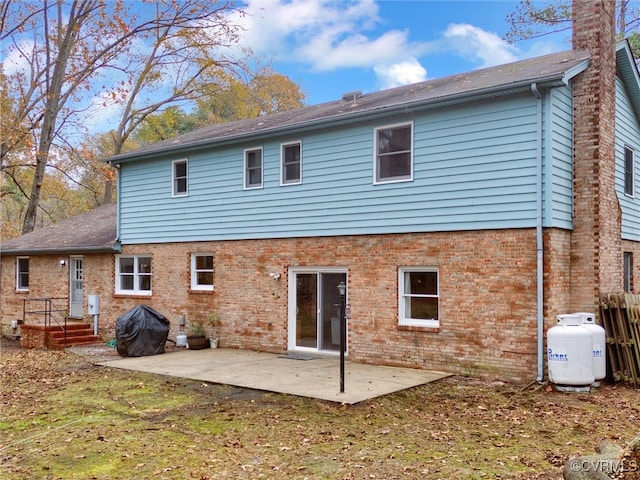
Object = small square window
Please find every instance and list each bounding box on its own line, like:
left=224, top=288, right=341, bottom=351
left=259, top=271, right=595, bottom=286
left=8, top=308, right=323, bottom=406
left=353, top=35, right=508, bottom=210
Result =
left=16, top=257, right=29, bottom=291
left=281, top=141, right=301, bottom=185
left=244, top=148, right=263, bottom=189
left=173, top=159, right=188, bottom=196
left=398, top=267, right=439, bottom=327
left=375, top=123, right=413, bottom=183
left=191, top=253, right=214, bottom=291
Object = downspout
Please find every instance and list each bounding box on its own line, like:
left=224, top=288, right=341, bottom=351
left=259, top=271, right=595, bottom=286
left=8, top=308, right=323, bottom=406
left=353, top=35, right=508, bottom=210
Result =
left=112, top=162, right=121, bottom=242
left=531, top=83, right=545, bottom=382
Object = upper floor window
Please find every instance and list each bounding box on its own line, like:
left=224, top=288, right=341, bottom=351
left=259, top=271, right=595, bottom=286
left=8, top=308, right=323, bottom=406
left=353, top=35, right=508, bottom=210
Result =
left=173, top=159, right=188, bottom=197
left=244, top=148, right=263, bottom=189
left=398, top=267, right=439, bottom=328
left=281, top=141, right=302, bottom=185
left=116, top=255, right=152, bottom=295
left=375, top=123, right=413, bottom=184
left=625, top=146, right=634, bottom=197
left=191, top=253, right=214, bottom=291
left=16, top=257, right=29, bottom=291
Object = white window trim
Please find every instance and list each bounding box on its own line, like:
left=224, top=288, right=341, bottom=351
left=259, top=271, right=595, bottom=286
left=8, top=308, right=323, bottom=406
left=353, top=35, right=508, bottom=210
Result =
left=191, top=253, right=214, bottom=291
left=280, top=140, right=302, bottom=186
left=172, top=159, right=188, bottom=197
left=16, top=256, right=29, bottom=291
left=624, top=145, right=635, bottom=198
left=244, top=147, right=264, bottom=190
left=398, top=267, right=439, bottom=328
left=115, top=255, right=152, bottom=296
left=373, top=121, right=414, bottom=185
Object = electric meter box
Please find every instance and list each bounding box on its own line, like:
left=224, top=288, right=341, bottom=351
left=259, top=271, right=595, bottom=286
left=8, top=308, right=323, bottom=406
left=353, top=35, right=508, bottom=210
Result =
left=88, top=295, right=100, bottom=315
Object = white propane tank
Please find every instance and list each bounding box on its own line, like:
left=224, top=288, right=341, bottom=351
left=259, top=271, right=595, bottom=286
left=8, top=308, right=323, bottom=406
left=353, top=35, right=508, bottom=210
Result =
left=573, top=312, right=606, bottom=384
left=548, top=314, right=595, bottom=390
left=176, top=332, right=187, bottom=347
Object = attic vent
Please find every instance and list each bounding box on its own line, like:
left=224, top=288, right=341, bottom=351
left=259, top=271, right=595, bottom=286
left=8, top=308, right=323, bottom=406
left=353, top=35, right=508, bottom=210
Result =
left=341, top=90, right=362, bottom=102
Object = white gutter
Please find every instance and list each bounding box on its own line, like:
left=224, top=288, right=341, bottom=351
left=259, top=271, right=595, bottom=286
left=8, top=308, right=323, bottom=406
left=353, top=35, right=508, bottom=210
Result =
left=531, top=83, right=545, bottom=383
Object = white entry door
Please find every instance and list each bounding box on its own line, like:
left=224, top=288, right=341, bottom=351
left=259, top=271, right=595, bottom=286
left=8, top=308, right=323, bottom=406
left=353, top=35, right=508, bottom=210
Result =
left=69, top=256, right=84, bottom=318
left=288, top=269, right=347, bottom=352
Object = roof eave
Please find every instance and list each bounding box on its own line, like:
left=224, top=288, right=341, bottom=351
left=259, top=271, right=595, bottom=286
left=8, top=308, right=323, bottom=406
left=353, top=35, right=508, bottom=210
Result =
left=0, top=243, right=122, bottom=256
left=616, top=39, right=640, bottom=117
left=108, top=68, right=587, bottom=165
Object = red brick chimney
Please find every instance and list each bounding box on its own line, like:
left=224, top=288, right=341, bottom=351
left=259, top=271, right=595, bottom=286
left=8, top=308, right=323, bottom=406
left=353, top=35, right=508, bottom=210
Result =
left=570, top=0, right=620, bottom=310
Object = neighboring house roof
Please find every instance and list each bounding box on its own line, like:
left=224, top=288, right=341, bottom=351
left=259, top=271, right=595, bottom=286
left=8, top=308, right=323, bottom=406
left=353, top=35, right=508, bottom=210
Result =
left=107, top=48, right=592, bottom=165
left=0, top=204, right=120, bottom=255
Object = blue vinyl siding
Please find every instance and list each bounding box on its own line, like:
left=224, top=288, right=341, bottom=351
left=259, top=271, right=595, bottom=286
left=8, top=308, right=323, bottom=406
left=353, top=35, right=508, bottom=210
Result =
left=546, top=86, right=574, bottom=229
left=119, top=91, right=572, bottom=244
left=616, top=77, right=640, bottom=240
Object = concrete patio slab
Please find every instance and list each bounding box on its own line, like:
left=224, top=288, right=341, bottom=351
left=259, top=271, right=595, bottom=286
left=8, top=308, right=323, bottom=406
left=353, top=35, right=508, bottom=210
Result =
left=96, top=348, right=451, bottom=404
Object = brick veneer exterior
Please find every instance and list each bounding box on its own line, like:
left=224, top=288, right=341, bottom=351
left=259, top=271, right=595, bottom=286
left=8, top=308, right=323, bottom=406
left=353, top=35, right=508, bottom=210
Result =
left=570, top=0, right=621, bottom=311
left=1, top=223, right=633, bottom=381
left=0, top=254, right=115, bottom=340
left=0, top=229, right=555, bottom=381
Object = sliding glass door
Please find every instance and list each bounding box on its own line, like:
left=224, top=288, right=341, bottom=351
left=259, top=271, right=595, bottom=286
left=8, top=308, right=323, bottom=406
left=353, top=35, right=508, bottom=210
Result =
left=289, top=269, right=347, bottom=352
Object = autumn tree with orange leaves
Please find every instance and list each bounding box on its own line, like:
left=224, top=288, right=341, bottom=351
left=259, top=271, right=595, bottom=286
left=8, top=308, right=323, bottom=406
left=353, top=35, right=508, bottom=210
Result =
left=0, top=0, right=253, bottom=235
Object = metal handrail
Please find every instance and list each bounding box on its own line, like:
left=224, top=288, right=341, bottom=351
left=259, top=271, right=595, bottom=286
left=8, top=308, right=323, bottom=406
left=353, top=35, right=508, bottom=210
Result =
left=22, top=297, right=69, bottom=347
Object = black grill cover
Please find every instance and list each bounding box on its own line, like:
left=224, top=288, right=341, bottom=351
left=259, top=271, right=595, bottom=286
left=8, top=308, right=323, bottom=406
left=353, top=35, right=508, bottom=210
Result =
left=116, top=305, right=169, bottom=357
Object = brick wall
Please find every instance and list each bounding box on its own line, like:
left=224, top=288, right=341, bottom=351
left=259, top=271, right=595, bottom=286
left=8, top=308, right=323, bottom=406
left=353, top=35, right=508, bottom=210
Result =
left=0, top=256, right=69, bottom=325
left=110, top=229, right=544, bottom=381
left=19, top=324, right=47, bottom=349
left=570, top=0, right=621, bottom=311
left=0, top=228, right=586, bottom=380
left=0, top=253, right=115, bottom=331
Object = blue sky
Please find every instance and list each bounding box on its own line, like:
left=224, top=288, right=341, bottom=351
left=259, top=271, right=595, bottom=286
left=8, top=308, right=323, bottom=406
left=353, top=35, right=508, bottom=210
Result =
left=235, top=0, right=571, bottom=105
left=1, top=0, right=571, bottom=133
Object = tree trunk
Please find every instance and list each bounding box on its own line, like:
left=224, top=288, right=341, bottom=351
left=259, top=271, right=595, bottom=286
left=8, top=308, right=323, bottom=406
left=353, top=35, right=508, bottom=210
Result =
left=21, top=0, right=95, bottom=233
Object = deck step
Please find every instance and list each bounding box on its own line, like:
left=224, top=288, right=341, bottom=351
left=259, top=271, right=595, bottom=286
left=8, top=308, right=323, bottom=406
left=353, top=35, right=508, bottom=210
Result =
left=47, top=324, right=101, bottom=349
left=49, top=328, right=94, bottom=338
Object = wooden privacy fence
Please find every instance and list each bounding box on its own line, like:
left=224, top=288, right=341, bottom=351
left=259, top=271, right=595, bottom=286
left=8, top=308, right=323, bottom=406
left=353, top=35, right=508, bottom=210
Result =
left=599, top=293, right=640, bottom=388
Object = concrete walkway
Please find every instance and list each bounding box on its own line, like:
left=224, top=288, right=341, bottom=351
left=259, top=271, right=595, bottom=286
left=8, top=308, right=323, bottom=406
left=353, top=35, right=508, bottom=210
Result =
left=97, top=348, right=450, bottom=404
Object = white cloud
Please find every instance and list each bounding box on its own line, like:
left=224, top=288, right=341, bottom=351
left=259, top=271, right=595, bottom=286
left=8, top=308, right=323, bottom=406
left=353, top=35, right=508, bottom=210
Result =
left=441, top=23, right=518, bottom=68
left=1, top=39, right=34, bottom=75
left=298, top=29, right=417, bottom=71
left=232, top=0, right=427, bottom=71
left=374, top=59, right=427, bottom=89
left=228, top=1, right=527, bottom=93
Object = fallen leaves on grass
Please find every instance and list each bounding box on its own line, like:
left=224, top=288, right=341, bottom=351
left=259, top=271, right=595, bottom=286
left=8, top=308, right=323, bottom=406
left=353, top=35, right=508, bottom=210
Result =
left=1, top=340, right=639, bottom=480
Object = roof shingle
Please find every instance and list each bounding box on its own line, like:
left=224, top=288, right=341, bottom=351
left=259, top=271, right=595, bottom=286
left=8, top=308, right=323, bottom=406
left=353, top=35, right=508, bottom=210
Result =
left=107, top=49, right=589, bottom=164
left=1, top=204, right=119, bottom=255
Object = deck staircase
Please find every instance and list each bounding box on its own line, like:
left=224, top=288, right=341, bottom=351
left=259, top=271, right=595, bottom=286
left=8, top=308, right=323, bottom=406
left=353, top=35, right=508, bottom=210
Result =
left=20, top=297, right=101, bottom=349
left=47, top=323, right=100, bottom=349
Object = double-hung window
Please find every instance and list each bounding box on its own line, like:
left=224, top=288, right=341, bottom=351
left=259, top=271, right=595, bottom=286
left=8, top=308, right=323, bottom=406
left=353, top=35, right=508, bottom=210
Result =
left=244, top=148, right=263, bottom=189
left=16, top=257, right=29, bottom=291
left=625, top=146, right=634, bottom=197
left=375, top=122, right=413, bottom=183
left=116, top=255, right=152, bottom=295
left=173, top=159, right=188, bottom=197
left=281, top=141, right=302, bottom=185
left=398, top=267, right=439, bottom=327
left=191, top=253, right=214, bottom=291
